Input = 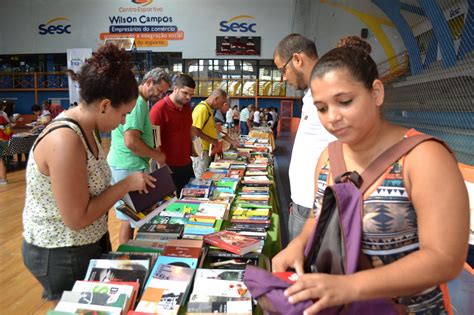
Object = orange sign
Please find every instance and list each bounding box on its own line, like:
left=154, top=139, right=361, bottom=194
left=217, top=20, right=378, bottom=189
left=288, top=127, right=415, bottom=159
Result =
left=135, top=39, right=168, bottom=47
left=99, top=31, right=184, bottom=41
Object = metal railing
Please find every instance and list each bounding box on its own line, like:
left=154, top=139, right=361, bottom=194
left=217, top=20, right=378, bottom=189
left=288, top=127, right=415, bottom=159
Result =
left=0, top=72, right=69, bottom=89
left=377, top=51, right=410, bottom=84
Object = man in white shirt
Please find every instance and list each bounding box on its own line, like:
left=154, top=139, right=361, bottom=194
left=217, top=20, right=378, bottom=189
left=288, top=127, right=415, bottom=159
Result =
left=253, top=108, right=261, bottom=127
left=274, top=34, right=336, bottom=240
left=239, top=105, right=251, bottom=135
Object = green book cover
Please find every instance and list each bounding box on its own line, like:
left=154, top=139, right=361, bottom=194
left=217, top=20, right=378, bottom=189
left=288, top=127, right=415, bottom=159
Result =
left=117, top=243, right=164, bottom=254
left=165, top=201, right=201, bottom=215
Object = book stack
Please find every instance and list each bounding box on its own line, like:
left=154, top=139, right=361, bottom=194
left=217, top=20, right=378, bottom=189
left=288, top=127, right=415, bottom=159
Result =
left=148, top=215, right=189, bottom=225
left=214, top=177, right=240, bottom=194
left=209, top=161, right=231, bottom=170
left=183, top=215, right=220, bottom=239
left=54, top=281, right=138, bottom=314
left=117, top=239, right=168, bottom=254
left=187, top=178, right=213, bottom=187
left=186, top=269, right=252, bottom=314
left=162, top=239, right=204, bottom=259
left=200, top=169, right=228, bottom=182
left=203, top=230, right=261, bottom=256
left=135, top=222, right=184, bottom=241
left=180, top=187, right=210, bottom=200
left=222, top=150, right=239, bottom=160
left=136, top=263, right=196, bottom=314
left=159, top=200, right=201, bottom=218
left=238, top=186, right=270, bottom=203
left=227, top=168, right=245, bottom=179
left=82, top=258, right=151, bottom=302
left=241, top=175, right=272, bottom=186
left=226, top=203, right=271, bottom=246
left=194, top=201, right=229, bottom=220
left=115, top=167, right=177, bottom=228
left=135, top=255, right=199, bottom=314
left=101, top=251, right=159, bottom=274
left=230, top=205, right=271, bottom=224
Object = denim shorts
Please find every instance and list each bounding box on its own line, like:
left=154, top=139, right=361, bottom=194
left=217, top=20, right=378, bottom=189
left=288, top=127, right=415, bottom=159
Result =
left=288, top=202, right=311, bottom=241
left=22, top=233, right=110, bottom=300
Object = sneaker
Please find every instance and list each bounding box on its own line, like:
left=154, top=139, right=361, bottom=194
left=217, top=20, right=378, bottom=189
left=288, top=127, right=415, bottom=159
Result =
left=0, top=179, right=8, bottom=185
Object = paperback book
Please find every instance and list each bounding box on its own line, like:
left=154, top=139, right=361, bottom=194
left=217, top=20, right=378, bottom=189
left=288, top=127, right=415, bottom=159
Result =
left=203, top=230, right=261, bottom=255
left=137, top=269, right=194, bottom=315
left=187, top=269, right=252, bottom=314
left=116, top=166, right=177, bottom=228
left=72, top=280, right=138, bottom=313
left=136, top=223, right=184, bottom=241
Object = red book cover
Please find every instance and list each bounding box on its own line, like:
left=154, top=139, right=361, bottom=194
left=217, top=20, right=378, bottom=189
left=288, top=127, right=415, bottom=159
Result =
left=203, top=230, right=260, bottom=255
left=273, top=272, right=298, bottom=284
left=162, top=245, right=202, bottom=258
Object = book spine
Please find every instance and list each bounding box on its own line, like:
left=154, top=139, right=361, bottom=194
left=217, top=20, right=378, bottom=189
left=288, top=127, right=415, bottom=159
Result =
left=203, top=237, right=241, bottom=255
left=135, top=233, right=180, bottom=241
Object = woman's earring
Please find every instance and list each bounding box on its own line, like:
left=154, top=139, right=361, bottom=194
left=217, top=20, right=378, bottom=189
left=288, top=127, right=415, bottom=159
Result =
left=101, top=110, right=106, bottom=114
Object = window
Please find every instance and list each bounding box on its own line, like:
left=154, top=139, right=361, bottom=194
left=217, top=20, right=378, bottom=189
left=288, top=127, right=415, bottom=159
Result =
left=258, top=60, right=285, bottom=96
left=184, top=58, right=286, bottom=97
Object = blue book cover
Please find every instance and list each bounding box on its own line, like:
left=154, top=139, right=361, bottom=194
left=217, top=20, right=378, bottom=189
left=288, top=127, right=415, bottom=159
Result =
left=184, top=225, right=216, bottom=236
left=145, top=255, right=198, bottom=288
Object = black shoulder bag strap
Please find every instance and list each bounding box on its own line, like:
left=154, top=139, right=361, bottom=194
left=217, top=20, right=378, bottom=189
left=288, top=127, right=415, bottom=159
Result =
left=193, top=103, right=212, bottom=129
left=32, top=118, right=95, bottom=155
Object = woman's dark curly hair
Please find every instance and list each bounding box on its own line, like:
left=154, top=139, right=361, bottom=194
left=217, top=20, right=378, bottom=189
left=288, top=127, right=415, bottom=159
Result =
left=311, top=38, right=378, bottom=90
left=336, top=35, right=372, bottom=54
left=67, top=43, right=138, bottom=108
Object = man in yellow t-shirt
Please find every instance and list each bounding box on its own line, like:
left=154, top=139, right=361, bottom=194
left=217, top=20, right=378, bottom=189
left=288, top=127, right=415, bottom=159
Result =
left=191, top=89, right=237, bottom=178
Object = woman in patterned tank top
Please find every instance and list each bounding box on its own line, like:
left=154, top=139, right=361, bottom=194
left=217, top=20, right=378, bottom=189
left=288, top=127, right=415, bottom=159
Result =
left=22, top=44, right=157, bottom=301
left=272, top=39, right=469, bottom=314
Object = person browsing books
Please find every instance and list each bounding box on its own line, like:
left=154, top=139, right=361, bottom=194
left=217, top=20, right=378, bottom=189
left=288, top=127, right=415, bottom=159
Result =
left=273, top=34, right=336, bottom=241
left=149, top=74, right=196, bottom=196
left=239, top=105, right=252, bottom=136
left=0, top=102, right=12, bottom=184
left=272, top=39, right=469, bottom=314
left=191, top=88, right=238, bottom=178
left=107, top=67, right=171, bottom=244
left=22, top=44, right=156, bottom=301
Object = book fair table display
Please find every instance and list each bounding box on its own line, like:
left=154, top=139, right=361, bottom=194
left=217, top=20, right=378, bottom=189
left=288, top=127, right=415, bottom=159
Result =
left=248, top=127, right=275, bottom=151
left=47, top=135, right=282, bottom=315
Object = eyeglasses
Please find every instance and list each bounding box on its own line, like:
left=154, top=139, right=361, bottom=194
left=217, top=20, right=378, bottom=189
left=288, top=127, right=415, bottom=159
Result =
left=278, top=50, right=302, bottom=75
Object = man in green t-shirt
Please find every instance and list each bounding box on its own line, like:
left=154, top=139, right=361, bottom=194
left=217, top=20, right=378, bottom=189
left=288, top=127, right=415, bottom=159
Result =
left=191, top=89, right=238, bottom=178
left=107, top=68, right=171, bottom=244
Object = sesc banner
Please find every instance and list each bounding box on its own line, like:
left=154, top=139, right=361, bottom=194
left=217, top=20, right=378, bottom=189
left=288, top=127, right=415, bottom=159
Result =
left=67, top=48, right=92, bottom=104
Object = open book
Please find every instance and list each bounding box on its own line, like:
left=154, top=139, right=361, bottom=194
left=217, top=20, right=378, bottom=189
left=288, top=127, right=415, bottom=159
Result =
left=116, top=166, right=177, bottom=228
left=152, top=125, right=161, bottom=148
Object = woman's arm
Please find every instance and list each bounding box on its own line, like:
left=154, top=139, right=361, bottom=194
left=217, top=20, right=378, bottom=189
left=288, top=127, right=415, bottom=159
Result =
left=285, top=140, right=469, bottom=313
left=36, top=128, right=155, bottom=231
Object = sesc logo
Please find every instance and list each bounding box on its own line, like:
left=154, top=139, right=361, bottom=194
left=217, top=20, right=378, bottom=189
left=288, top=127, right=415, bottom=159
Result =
left=219, top=15, right=256, bottom=33
left=132, top=0, right=153, bottom=6
left=38, top=17, right=71, bottom=35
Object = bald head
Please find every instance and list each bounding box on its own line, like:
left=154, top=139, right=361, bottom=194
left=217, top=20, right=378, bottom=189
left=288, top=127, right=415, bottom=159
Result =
left=207, top=88, right=228, bottom=110
left=211, top=88, right=227, bottom=98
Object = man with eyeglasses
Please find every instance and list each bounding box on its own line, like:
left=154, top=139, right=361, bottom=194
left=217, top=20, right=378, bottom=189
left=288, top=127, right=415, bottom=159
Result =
left=273, top=34, right=335, bottom=241
left=108, top=67, right=171, bottom=244
left=150, top=74, right=196, bottom=196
